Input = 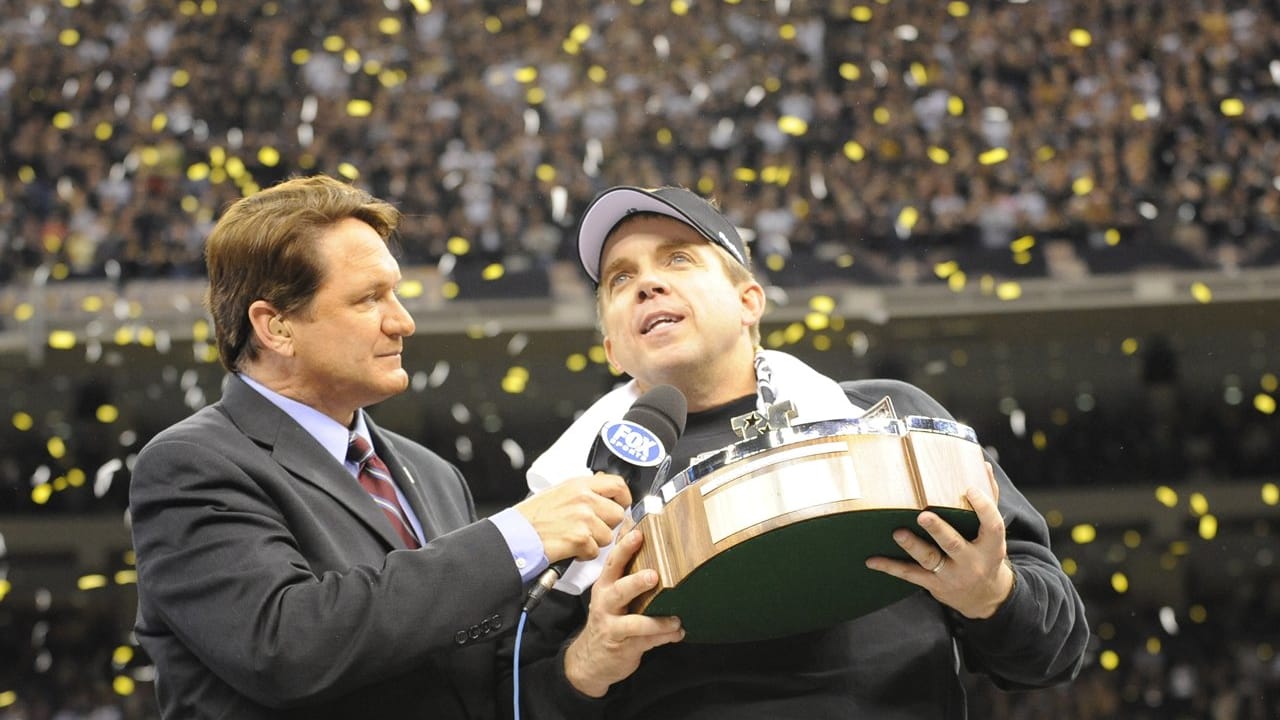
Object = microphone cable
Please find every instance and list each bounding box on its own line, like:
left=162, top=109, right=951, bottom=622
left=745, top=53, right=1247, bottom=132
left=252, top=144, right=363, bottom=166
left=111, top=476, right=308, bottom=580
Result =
left=512, top=608, right=529, bottom=720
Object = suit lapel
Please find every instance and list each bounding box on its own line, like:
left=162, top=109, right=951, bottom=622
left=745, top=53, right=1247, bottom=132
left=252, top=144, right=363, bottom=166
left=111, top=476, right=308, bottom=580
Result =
left=220, top=375, right=405, bottom=550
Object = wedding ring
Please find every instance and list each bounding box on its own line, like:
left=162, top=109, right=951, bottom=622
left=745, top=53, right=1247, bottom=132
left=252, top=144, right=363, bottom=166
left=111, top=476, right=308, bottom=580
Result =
left=930, top=556, right=946, bottom=574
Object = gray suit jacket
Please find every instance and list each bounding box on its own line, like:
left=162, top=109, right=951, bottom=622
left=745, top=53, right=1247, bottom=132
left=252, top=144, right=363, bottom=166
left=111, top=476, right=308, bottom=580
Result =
left=130, top=374, right=523, bottom=719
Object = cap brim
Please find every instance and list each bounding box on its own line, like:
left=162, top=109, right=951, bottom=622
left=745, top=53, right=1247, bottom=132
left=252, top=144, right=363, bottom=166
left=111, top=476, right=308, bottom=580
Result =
left=577, top=187, right=700, bottom=284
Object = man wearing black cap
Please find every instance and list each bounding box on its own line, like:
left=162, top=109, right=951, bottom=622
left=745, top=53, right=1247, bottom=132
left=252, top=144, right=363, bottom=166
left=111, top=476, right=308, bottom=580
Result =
left=516, top=186, right=1088, bottom=718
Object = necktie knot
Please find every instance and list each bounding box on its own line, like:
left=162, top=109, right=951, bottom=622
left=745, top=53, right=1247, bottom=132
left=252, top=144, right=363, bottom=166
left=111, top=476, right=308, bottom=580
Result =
left=347, top=432, right=375, bottom=467
left=347, top=432, right=419, bottom=548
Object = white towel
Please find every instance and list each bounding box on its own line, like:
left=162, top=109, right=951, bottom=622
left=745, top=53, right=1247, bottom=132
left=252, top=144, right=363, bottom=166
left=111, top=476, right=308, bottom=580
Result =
left=525, top=349, right=863, bottom=594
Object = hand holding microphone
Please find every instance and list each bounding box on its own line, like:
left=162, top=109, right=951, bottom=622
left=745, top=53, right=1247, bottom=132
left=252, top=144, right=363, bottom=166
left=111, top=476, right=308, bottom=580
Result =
left=523, top=385, right=687, bottom=612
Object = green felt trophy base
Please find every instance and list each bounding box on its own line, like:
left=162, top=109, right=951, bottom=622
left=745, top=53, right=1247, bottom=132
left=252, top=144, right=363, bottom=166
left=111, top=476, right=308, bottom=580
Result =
left=642, top=507, right=979, bottom=643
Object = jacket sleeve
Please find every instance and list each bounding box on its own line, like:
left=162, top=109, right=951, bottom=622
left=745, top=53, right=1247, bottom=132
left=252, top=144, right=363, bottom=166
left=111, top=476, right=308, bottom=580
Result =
left=842, top=378, right=1090, bottom=689
left=130, top=432, right=523, bottom=707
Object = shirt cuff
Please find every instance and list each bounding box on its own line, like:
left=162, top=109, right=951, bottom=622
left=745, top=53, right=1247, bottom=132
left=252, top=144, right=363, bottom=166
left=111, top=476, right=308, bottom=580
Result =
left=488, top=507, right=548, bottom=583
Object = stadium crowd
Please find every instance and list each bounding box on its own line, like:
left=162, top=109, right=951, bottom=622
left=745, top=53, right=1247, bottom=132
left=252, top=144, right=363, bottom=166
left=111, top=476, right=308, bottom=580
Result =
left=2, top=0, right=1280, bottom=718
left=2, top=0, right=1279, bottom=288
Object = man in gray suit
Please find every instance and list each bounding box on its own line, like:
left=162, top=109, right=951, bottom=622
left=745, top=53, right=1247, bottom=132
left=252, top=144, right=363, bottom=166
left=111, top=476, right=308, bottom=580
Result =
left=129, top=175, right=631, bottom=718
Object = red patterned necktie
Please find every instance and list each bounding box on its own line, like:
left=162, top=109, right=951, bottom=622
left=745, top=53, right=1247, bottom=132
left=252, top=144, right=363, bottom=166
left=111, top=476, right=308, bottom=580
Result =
left=347, top=433, right=420, bottom=549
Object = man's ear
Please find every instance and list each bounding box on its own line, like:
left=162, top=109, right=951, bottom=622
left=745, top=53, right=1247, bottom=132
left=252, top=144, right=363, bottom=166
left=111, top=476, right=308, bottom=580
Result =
left=739, top=281, right=766, bottom=327
left=248, top=300, right=292, bottom=354
left=602, top=335, right=621, bottom=375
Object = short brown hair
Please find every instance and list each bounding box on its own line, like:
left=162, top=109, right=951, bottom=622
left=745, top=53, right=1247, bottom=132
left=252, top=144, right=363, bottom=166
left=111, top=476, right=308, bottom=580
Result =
left=595, top=212, right=761, bottom=346
left=204, top=175, right=400, bottom=371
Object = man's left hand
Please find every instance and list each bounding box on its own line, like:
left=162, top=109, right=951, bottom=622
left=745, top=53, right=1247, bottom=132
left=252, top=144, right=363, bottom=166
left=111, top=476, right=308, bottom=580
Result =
left=865, top=466, right=1015, bottom=620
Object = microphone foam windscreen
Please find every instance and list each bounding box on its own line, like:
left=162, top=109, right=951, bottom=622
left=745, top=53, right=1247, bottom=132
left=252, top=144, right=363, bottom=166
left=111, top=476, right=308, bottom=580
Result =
left=623, top=384, right=688, bottom=451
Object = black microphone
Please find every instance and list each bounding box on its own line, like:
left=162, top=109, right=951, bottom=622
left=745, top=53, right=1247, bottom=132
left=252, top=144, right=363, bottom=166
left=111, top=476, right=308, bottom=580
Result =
left=523, top=385, right=687, bottom=612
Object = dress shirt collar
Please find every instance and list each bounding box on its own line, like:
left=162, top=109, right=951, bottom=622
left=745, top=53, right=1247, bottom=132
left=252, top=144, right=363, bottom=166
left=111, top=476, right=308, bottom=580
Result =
left=236, top=373, right=367, bottom=469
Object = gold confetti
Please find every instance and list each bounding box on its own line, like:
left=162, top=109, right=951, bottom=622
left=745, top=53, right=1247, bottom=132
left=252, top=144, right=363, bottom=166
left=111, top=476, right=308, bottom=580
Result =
left=1069, top=28, right=1092, bottom=47
left=1110, top=572, right=1128, bottom=593
left=1262, top=483, right=1279, bottom=505
left=809, top=295, right=836, bottom=314
left=113, top=676, right=135, bottom=696
left=910, top=62, right=928, bottom=86
left=481, top=263, right=505, bottom=281
left=995, top=281, right=1021, bottom=300
left=398, top=280, right=424, bottom=299
left=78, top=574, right=109, bottom=590
left=346, top=99, right=373, bottom=117
left=1071, top=524, right=1097, bottom=544
left=1198, top=514, right=1217, bottom=540
left=113, top=646, right=134, bottom=666
left=778, top=115, right=808, bottom=136
left=978, top=147, right=1008, bottom=165
left=804, top=312, right=829, bottom=331
left=1220, top=98, right=1244, bottom=117
left=49, top=330, right=77, bottom=349
left=1191, top=281, right=1212, bottom=303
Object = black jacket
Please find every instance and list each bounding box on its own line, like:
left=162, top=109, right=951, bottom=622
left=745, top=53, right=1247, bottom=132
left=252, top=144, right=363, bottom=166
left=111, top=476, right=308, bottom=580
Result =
left=513, top=378, right=1089, bottom=719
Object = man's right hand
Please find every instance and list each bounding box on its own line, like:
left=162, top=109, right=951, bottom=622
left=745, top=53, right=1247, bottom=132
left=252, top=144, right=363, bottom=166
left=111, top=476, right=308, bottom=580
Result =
left=562, top=527, right=684, bottom=697
left=514, top=474, right=631, bottom=564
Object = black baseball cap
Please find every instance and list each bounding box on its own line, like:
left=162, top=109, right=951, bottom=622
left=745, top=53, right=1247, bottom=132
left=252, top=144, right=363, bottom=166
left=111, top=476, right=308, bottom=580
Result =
left=576, top=186, right=749, bottom=285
